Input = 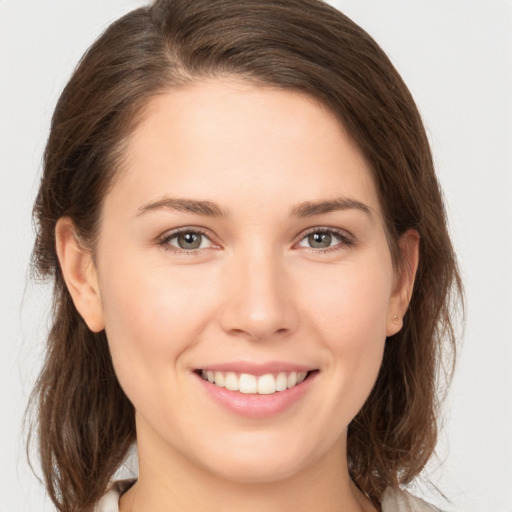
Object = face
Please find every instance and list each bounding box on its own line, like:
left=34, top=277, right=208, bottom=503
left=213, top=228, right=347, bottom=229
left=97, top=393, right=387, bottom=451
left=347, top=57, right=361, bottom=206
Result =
left=75, top=79, right=410, bottom=483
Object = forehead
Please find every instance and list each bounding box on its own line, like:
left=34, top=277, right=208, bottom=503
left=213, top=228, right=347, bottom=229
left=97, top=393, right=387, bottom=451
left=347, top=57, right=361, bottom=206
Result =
left=110, top=78, right=381, bottom=217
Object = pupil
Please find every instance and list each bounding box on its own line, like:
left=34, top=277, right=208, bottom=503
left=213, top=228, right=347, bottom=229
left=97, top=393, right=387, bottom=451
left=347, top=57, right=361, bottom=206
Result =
left=309, top=232, right=331, bottom=248
left=178, top=232, right=201, bottom=249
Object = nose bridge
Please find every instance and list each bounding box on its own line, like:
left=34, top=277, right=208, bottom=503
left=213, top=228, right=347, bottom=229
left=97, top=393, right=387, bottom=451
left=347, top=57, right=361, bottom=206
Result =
left=219, top=241, right=298, bottom=340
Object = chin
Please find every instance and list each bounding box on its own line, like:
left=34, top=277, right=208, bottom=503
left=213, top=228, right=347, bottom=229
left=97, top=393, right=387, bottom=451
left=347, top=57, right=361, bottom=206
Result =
left=205, top=455, right=303, bottom=485
left=190, top=432, right=322, bottom=484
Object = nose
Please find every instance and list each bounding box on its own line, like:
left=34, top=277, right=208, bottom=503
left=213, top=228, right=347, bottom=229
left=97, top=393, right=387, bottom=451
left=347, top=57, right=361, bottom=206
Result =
left=218, top=247, right=299, bottom=341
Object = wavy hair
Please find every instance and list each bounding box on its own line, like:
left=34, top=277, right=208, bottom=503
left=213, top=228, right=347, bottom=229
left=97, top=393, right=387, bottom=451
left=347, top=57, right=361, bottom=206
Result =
left=29, top=1, right=462, bottom=510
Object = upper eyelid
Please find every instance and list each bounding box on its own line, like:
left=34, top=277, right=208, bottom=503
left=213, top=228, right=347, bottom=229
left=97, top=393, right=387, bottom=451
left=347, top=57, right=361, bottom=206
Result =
left=158, top=226, right=213, bottom=241
left=156, top=225, right=355, bottom=248
left=156, top=227, right=214, bottom=252
left=295, top=226, right=354, bottom=242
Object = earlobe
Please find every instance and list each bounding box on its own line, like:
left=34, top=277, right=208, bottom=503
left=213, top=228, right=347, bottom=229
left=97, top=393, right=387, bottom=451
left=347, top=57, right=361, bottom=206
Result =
left=55, top=217, right=105, bottom=333
left=386, top=229, right=420, bottom=337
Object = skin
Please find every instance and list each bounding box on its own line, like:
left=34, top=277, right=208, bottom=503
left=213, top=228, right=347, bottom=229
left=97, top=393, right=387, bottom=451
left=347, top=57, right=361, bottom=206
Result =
left=56, top=79, right=418, bottom=512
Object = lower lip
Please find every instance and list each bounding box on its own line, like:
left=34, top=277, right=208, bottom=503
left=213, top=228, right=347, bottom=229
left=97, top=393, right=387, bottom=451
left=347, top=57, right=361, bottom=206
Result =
left=195, top=372, right=317, bottom=419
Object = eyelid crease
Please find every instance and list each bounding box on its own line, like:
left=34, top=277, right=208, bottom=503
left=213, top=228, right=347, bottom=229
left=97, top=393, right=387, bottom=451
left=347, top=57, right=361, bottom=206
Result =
left=294, top=226, right=356, bottom=246
left=156, top=226, right=217, bottom=255
left=157, top=226, right=211, bottom=242
left=155, top=225, right=356, bottom=257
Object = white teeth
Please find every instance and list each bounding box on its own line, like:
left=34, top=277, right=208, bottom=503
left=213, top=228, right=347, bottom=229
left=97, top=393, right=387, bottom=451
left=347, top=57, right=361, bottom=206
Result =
left=276, top=372, right=288, bottom=391
left=257, top=374, right=276, bottom=395
left=287, top=371, right=297, bottom=388
left=225, top=372, right=238, bottom=391
left=214, top=371, right=225, bottom=387
left=200, top=369, right=310, bottom=394
left=239, top=373, right=258, bottom=394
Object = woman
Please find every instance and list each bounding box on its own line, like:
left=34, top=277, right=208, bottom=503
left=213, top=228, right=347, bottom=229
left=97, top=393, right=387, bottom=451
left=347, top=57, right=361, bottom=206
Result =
left=29, top=0, right=462, bottom=511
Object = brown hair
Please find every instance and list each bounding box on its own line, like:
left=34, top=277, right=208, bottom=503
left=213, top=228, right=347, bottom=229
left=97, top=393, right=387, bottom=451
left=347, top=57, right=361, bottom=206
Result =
left=29, top=0, right=462, bottom=510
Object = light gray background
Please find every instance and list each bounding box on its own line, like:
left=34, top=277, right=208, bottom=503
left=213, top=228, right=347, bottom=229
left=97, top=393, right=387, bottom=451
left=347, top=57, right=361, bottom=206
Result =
left=1, top=1, right=511, bottom=511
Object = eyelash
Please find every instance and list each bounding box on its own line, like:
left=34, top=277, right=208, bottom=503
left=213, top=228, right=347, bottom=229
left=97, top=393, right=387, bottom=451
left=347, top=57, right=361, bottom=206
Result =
left=296, top=226, right=355, bottom=254
left=157, top=227, right=213, bottom=256
left=156, top=226, right=355, bottom=256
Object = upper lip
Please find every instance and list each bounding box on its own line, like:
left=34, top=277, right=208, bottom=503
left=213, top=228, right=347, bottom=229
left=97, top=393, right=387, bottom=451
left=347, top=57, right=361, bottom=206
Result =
left=195, top=361, right=315, bottom=376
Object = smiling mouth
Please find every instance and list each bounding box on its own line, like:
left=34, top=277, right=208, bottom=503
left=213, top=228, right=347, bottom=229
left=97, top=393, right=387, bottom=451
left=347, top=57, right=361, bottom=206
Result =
left=195, top=370, right=316, bottom=395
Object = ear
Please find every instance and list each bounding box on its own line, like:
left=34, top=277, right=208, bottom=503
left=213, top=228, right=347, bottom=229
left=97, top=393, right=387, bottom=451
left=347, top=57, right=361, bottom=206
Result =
left=55, top=217, right=105, bottom=332
left=386, top=229, right=420, bottom=337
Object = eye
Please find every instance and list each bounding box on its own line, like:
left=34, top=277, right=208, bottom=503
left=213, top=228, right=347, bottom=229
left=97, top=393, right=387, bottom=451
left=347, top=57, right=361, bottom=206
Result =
left=159, top=229, right=214, bottom=252
left=297, top=228, right=354, bottom=251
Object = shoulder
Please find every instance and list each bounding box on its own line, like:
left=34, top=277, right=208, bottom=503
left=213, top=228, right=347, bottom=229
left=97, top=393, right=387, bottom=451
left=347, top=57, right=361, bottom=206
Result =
left=94, top=480, right=135, bottom=512
left=381, top=487, right=443, bottom=512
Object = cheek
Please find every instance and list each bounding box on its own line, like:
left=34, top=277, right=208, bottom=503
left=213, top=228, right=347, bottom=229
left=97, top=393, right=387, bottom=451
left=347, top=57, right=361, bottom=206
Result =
left=299, top=257, right=393, bottom=343
left=298, top=258, right=392, bottom=403
left=97, top=258, right=210, bottom=387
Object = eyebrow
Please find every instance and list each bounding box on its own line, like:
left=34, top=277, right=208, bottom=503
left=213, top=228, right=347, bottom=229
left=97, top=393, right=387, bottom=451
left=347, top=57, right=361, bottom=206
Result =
left=136, top=196, right=373, bottom=219
left=290, top=197, right=373, bottom=218
left=137, top=198, right=226, bottom=217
